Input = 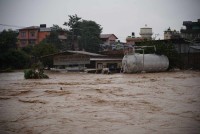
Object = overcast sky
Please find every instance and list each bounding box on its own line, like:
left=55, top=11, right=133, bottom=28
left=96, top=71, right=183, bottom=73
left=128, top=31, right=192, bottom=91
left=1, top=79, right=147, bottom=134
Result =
left=0, top=0, right=200, bottom=41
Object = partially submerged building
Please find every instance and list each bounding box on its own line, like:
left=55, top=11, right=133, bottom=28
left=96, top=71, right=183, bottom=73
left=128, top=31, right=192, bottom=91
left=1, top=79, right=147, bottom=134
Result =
left=41, top=50, right=123, bottom=72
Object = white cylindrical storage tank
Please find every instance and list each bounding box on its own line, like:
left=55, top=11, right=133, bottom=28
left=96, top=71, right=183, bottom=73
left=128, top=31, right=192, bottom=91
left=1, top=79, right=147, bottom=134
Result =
left=122, top=54, right=169, bottom=73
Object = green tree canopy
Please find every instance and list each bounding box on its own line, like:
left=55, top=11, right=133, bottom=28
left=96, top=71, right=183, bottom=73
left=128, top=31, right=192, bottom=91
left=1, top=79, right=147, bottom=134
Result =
left=32, top=42, right=58, bottom=68
left=0, top=29, right=18, bottom=53
left=0, top=29, right=31, bottom=69
left=44, top=24, right=67, bottom=50
left=64, top=14, right=102, bottom=53
left=64, top=14, right=81, bottom=29
left=137, top=41, right=182, bottom=69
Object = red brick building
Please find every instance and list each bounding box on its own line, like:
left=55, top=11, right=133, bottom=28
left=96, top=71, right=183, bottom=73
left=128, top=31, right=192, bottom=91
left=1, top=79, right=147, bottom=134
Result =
left=17, top=24, right=51, bottom=47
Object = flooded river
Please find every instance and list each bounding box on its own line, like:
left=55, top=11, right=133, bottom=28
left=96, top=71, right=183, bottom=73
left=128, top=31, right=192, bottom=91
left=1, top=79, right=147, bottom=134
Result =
left=0, top=70, right=200, bottom=134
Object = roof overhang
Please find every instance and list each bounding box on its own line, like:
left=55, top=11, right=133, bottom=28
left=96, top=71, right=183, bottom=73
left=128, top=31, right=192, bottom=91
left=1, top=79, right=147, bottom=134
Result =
left=41, top=50, right=105, bottom=58
left=90, top=58, right=122, bottom=61
left=189, top=46, right=200, bottom=50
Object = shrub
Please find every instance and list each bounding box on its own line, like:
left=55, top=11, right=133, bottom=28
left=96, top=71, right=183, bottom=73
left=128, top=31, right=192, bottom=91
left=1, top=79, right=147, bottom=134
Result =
left=24, top=69, right=49, bottom=79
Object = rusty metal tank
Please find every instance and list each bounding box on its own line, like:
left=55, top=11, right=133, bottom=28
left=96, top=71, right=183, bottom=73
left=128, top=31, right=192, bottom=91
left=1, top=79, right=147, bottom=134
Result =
left=122, top=53, right=169, bottom=73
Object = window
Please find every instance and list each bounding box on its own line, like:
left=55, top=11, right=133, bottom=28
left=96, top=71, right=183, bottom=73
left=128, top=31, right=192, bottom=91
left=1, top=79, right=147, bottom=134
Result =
left=20, top=40, right=27, bottom=47
left=97, top=63, right=103, bottom=69
left=21, top=32, right=26, bottom=37
left=29, top=40, right=35, bottom=45
left=21, top=40, right=26, bottom=45
left=30, top=31, right=35, bottom=37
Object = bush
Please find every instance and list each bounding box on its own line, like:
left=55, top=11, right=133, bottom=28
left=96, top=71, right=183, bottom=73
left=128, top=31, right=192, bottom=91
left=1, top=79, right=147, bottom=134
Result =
left=24, top=69, right=49, bottom=79
left=137, top=41, right=181, bottom=69
left=0, top=49, right=30, bottom=69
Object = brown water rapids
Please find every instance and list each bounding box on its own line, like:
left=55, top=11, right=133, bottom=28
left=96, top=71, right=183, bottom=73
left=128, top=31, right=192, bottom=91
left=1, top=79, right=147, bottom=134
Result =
left=0, top=70, right=200, bottom=134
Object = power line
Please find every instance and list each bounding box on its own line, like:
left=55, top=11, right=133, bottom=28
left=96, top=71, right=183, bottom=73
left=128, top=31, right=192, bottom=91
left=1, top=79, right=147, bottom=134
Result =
left=0, top=23, right=24, bottom=28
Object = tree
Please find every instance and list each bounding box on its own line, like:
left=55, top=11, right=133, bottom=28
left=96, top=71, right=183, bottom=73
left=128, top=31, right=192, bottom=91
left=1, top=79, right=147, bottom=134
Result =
left=2, top=49, right=30, bottom=69
left=32, top=42, right=58, bottom=68
left=64, top=14, right=102, bottom=52
left=64, top=14, right=81, bottom=29
left=64, top=14, right=82, bottom=50
left=0, top=29, right=18, bottom=53
left=78, top=20, right=102, bottom=52
left=44, top=25, right=67, bottom=50
left=137, top=40, right=182, bottom=69
left=0, top=29, right=30, bottom=69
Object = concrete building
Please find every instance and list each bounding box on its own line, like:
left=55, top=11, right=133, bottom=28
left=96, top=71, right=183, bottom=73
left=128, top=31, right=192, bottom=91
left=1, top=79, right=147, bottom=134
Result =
left=181, top=19, right=200, bottom=40
left=139, top=25, right=153, bottom=40
left=17, top=24, right=51, bottom=47
left=126, top=32, right=145, bottom=46
left=164, top=27, right=181, bottom=40
left=126, top=36, right=144, bottom=45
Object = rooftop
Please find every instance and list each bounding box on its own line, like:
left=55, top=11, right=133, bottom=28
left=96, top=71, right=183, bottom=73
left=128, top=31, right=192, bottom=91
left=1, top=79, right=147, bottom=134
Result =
left=19, top=26, right=40, bottom=30
left=100, top=34, right=118, bottom=39
left=41, top=50, right=105, bottom=58
left=19, top=24, right=51, bottom=32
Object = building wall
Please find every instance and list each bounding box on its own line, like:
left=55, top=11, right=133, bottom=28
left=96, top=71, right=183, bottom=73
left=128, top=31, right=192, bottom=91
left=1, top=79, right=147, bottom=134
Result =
left=18, top=28, right=50, bottom=47
left=53, top=54, right=90, bottom=65
left=126, top=37, right=144, bottom=45
left=126, top=37, right=135, bottom=45
left=181, top=19, right=200, bottom=40
left=28, top=30, right=38, bottom=39
left=38, top=31, right=50, bottom=43
left=103, top=35, right=117, bottom=45
left=18, top=39, right=28, bottom=47
left=140, top=28, right=153, bottom=39
left=95, top=61, right=122, bottom=69
left=18, top=29, right=39, bottom=47
left=164, top=32, right=172, bottom=40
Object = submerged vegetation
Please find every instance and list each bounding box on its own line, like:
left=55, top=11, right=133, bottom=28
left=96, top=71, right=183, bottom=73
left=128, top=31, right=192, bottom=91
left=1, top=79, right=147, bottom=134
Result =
left=24, top=69, right=49, bottom=79
left=24, top=62, right=49, bottom=79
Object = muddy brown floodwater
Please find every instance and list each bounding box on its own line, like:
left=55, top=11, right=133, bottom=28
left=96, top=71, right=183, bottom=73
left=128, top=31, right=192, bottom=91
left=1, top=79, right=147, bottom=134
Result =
left=0, top=70, right=200, bottom=134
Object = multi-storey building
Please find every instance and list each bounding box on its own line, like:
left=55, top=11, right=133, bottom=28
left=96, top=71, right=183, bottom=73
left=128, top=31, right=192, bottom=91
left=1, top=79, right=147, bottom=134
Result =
left=164, top=27, right=181, bottom=40
left=17, top=24, right=51, bottom=47
left=181, top=19, right=200, bottom=40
